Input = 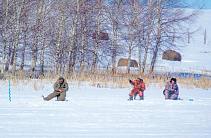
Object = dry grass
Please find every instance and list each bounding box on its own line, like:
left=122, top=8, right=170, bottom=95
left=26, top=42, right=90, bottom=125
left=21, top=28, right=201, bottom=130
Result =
left=64, top=70, right=210, bottom=90
left=1, top=66, right=210, bottom=91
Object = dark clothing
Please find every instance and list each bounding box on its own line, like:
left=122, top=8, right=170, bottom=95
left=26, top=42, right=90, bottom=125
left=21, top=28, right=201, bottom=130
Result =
left=164, top=81, right=179, bottom=100
left=44, top=77, right=69, bottom=101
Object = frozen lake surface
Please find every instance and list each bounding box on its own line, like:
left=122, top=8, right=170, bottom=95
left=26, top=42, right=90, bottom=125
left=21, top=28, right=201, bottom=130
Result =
left=0, top=81, right=211, bottom=138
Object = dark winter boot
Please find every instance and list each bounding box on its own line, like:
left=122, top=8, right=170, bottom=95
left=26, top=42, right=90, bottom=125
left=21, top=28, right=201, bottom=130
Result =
left=140, top=96, right=144, bottom=100
left=41, top=95, right=48, bottom=101
left=129, top=95, right=133, bottom=100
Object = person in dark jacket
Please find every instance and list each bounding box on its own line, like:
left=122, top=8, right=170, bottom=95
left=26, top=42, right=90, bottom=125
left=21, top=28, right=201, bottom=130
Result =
left=163, top=78, right=179, bottom=100
left=42, top=76, right=69, bottom=101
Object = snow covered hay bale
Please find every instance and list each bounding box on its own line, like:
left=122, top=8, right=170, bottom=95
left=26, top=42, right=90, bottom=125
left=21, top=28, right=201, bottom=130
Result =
left=92, top=31, right=109, bottom=40
left=162, top=50, right=181, bottom=61
left=117, top=58, right=138, bottom=67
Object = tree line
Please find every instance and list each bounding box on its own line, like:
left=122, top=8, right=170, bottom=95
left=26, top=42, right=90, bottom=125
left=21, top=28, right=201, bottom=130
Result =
left=0, top=0, right=199, bottom=77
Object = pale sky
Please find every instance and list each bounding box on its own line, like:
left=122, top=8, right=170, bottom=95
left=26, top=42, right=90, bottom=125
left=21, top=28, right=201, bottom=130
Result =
left=186, top=0, right=211, bottom=9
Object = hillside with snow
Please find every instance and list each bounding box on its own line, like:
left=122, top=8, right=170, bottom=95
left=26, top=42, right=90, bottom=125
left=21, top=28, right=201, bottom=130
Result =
left=149, top=9, right=211, bottom=75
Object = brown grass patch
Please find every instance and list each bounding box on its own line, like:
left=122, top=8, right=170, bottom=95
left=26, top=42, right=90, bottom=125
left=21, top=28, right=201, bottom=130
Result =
left=1, top=66, right=210, bottom=91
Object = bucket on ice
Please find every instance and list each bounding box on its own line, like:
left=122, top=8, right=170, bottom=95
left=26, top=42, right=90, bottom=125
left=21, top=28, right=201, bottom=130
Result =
left=189, top=98, right=194, bottom=101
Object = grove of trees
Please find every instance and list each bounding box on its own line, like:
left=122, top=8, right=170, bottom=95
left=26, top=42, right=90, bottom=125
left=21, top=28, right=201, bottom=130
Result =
left=0, top=0, right=199, bottom=78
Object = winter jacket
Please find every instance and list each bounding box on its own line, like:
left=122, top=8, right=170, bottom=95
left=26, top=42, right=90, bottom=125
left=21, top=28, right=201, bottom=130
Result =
left=53, top=77, right=69, bottom=94
left=164, top=81, right=179, bottom=95
left=130, top=80, right=146, bottom=92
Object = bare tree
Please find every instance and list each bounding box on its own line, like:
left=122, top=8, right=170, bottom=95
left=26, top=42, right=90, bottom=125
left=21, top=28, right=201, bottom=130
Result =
left=92, top=0, right=102, bottom=73
left=136, top=1, right=142, bottom=74
left=148, top=0, right=199, bottom=74
left=106, top=0, right=124, bottom=74
left=39, top=0, right=47, bottom=77
left=0, top=0, right=200, bottom=77
left=127, top=0, right=138, bottom=74
left=5, top=1, right=16, bottom=71
left=20, top=0, right=31, bottom=71
left=65, top=0, right=79, bottom=75
left=141, top=0, right=156, bottom=74
left=12, top=0, right=24, bottom=75
left=54, top=0, right=66, bottom=75
left=2, top=0, right=9, bottom=73
left=149, top=0, right=162, bottom=74
left=31, top=0, right=42, bottom=72
left=79, top=0, right=87, bottom=72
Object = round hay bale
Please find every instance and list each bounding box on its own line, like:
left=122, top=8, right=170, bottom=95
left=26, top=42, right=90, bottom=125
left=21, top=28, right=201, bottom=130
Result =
left=162, top=50, right=181, bottom=61
left=92, top=31, right=109, bottom=40
left=0, top=73, right=3, bottom=79
left=117, top=58, right=138, bottom=67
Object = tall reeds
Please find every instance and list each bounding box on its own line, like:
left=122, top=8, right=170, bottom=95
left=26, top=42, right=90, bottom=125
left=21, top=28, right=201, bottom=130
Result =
left=1, top=65, right=210, bottom=91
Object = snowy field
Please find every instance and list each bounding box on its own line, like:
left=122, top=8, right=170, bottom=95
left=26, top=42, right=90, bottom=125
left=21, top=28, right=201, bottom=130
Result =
left=155, top=9, right=211, bottom=75
left=1, top=9, right=211, bottom=138
left=0, top=81, right=211, bottom=138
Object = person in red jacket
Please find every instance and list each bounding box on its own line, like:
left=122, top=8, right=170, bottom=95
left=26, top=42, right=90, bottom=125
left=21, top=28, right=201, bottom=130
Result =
left=128, top=78, right=146, bottom=100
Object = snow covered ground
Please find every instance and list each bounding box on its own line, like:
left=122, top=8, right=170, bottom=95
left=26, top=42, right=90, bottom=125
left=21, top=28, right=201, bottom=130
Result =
left=0, top=9, right=211, bottom=138
left=0, top=80, right=211, bottom=138
left=155, top=9, right=211, bottom=76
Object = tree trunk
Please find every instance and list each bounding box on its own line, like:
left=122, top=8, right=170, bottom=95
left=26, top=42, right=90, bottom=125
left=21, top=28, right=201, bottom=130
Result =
left=149, top=0, right=162, bottom=74
left=5, top=11, right=16, bottom=71
left=65, top=0, right=79, bottom=75
left=172, top=28, right=175, bottom=42
left=5, top=42, right=12, bottom=71
left=187, top=28, right=190, bottom=43
left=54, top=0, right=66, bottom=75
left=92, top=0, right=102, bottom=73
left=112, top=0, right=122, bottom=74
left=135, top=1, right=142, bottom=74
left=39, top=0, right=46, bottom=77
left=12, top=0, right=24, bottom=75
left=204, top=29, right=206, bottom=44
left=80, top=0, right=86, bottom=72
left=20, top=1, right=30, bottom=71
left=31, top=0, right=41, bottom=72
left=141, top=0, right=155, bottom=74
left=19, top=22, right=27, bottom=71
left=127, top=0, right=137, bottom=74
left=2, top=0, right=9, bottom=73
left=9, top=3, right=17, bottom=67
left=112, top=20, right=117, bottom=74
left=72, top=24, right=78, bottom=71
